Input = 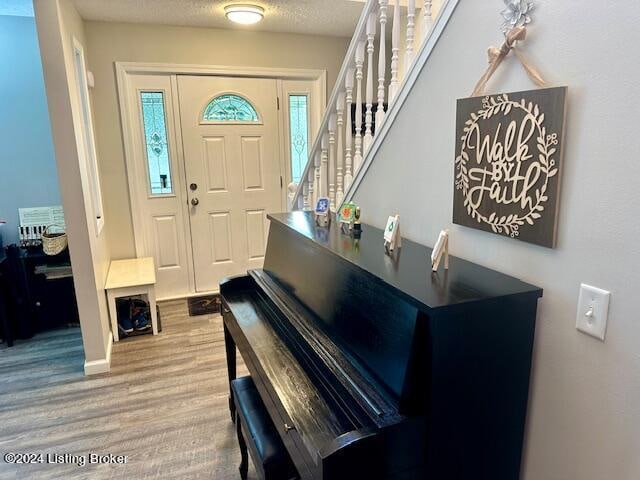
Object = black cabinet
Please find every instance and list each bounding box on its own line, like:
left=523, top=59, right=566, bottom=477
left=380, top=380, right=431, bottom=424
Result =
left=1, top=245, right=79, bottom=344
left=0, top=253, right=12, bottom=347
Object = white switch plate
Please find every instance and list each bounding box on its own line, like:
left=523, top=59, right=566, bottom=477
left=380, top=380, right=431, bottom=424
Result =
left=576, top=284, right=611, bottom=341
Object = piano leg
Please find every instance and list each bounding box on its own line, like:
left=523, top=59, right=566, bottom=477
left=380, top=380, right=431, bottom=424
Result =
left=235, top=412, right=249, bottom=480
left=223, top=319, right=237, bottom=422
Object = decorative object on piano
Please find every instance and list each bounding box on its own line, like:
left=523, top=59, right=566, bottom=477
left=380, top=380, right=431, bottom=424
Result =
left=314, top=196, right=331, bottom=227
left=383, top=214, right=402, bottom=253
left=352, top=206, right=362, bottom=239
left=338, top=202, right=357, bottom=234
left=431, top=229, right=450, bottom=272
left=42, top=225, right=68, bottom=256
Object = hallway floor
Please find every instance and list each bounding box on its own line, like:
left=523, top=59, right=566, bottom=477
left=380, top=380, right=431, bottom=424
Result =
left=0, top=300, right=253, bottom=479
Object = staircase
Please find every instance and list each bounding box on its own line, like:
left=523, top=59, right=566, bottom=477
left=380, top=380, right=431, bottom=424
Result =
left=290, top=0, right=459, bottom=211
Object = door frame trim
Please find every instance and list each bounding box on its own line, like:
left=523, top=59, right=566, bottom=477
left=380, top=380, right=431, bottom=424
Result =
left=116, top=62, right=326, bottom=299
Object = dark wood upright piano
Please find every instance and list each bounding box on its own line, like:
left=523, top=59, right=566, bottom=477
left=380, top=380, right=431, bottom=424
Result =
left=221, top=212, right=542, bottom=480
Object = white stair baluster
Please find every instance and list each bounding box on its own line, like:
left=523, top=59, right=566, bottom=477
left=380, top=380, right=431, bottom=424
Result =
left=314, top=150, right=321, bottom=204
left=328, top=114, right=337, bottom=211
left=389, top=0, right=400, bottom=103
left=307, top=168, right=314, bottom=209
left=289, top=0, right=456, bottom=211
left=302, top=180, right=310, bottom=210
left=344, top=69, right=355, bottom=191
left=423, top=0, right=433, bottom=41
left=335, top=92, right=345, bottom=207
left=364, top=12, right=377, bottom=153
left=288, top=182, right=298, bottom=210
left=405, top=0, right=416, bottom=74
left=354, top=41, right=365, bottom=174
left=320, top=133, right=328, bottom=198
left=376, top=0, right=388, bottom=128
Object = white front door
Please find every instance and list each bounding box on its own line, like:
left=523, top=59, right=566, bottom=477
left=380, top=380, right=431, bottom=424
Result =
left=177, top=76, right=284, bottom=292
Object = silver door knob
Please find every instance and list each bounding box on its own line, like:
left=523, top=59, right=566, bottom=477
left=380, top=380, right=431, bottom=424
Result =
left=191, top=198, right=200, bottom=206
left=284, top=423, right=296, bottom=433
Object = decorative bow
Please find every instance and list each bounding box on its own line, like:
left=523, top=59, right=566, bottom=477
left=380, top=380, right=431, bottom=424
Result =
left=472, top=26, right=546, bottom=97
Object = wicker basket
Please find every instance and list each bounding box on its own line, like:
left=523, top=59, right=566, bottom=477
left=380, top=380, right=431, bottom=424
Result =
left=42, top=225, right=68, bottom=256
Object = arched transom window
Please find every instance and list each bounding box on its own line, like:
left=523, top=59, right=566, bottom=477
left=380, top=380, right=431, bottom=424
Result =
left=202, top=94, right=259, bottom=122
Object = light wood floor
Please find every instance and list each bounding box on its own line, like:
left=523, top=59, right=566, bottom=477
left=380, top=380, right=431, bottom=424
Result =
left=0, top=300, right=253, bottom=480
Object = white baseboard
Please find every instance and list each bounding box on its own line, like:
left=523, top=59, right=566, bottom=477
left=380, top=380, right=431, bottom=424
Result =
left=83, top=331, right=113, bottom=376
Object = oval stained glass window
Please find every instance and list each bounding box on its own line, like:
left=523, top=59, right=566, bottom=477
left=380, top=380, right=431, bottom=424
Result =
left=203, top=94, right=259, bottom=122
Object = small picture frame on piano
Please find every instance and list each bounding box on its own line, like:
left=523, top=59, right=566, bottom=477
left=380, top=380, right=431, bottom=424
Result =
left=384, top=215, right=402, bottom=253
left=431, top=229, right=450, bottom=272
left=338, top=202, right=357, bottom=234
left=314, top=197, right=331, bottom=227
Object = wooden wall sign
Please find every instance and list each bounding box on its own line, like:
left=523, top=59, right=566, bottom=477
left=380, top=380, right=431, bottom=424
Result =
left=453, top=87, right=567, bottom=248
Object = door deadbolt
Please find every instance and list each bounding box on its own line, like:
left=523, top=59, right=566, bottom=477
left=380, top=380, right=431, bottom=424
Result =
left=190, top=183, right=198, bottom=191
left=191, top=198, right=200, bottom=206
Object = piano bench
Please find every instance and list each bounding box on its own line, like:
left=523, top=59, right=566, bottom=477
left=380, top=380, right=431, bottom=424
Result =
left=231, top=376, right=298, bottom=480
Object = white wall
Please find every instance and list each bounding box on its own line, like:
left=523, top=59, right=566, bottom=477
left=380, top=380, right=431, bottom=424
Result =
left=34, top=0, right=112, bottom=373
left=352, top=1, right=640, bottom=479
left=0, top=15, right=60, bottom=245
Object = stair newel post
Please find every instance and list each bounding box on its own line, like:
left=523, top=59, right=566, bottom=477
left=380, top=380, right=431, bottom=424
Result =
left=354, top=41, right=365, bottom=175
left=335, top=92, right=345, bottom=207
left=328, top=113, right=337, bottom=211
left=376, top=0, right=388, bottom=129
left=405, top=0, right=416, bottom=74
left=344, top=69, right=355, bottom=191
left=364, top=12, right=377, bottom=153
left=389, top=0, right=400, bottom=103
left=320, top=133, right=329, bottom=198
left=423, top=0, right=433, bottom=41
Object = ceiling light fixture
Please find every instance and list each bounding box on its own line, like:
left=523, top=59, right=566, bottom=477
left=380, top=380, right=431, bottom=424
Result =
left=224, top=4, right=265, bottom=25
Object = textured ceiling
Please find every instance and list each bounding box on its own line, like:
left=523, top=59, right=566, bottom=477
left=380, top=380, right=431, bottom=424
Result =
left=72, top=0, right=366, bottom=37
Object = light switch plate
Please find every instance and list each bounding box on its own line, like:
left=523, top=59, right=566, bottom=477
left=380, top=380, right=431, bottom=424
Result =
left=576, top=284, right=611, bottom=341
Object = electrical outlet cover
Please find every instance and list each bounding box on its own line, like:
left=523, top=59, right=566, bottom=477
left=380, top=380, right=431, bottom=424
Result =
left=576, top=284, right=611, bottom=341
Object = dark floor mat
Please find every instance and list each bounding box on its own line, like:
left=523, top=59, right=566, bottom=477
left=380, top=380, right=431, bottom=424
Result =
left=188, top=295, right=221, bottom=316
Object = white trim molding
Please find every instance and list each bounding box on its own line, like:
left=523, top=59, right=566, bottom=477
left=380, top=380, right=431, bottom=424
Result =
left=84, top=331, right=113, bottom=375
left=116, top=62, right=328, bottom=85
